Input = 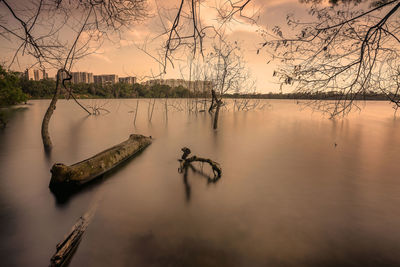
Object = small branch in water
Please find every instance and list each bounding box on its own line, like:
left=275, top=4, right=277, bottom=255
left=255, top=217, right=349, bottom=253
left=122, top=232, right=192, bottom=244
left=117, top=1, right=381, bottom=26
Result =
left=87, top=102, right=110, bottom=115
left=149, top=99, right=156, bottom=122
left=134, top=100, right=139, bottom=125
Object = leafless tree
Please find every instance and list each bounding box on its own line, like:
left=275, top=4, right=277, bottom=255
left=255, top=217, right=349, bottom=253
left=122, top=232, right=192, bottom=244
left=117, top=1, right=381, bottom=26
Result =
left=136, top=0, right=258, bottom=75
left=260, top=0, right=400, bottom=117
left=207, top=39, right=254, bottom=128
left=0, top=0, right=149, bottom=149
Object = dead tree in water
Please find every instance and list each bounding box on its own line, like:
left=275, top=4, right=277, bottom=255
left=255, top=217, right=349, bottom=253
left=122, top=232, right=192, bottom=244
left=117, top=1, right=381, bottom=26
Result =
left=42, top=68, right=92, bottom=150
left=209, top=89, right=223, bottom=129
left=207, top=39, right=253, bottom=129
left=41, top=10, right=93, bottom=149
left=41, top=69, right=70, bottom=149
left=147, top=98, right=156, bottom=122
left=134, top=99, right=140, bottom=125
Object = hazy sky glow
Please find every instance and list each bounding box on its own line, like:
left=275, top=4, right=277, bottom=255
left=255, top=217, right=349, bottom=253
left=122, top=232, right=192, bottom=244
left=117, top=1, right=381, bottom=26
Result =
left=0, top=0, right=312, bottom=93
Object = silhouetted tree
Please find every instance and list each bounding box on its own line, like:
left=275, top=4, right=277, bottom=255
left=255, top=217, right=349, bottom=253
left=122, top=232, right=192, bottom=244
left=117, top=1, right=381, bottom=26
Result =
left=260, top=0, right=400, bottom=117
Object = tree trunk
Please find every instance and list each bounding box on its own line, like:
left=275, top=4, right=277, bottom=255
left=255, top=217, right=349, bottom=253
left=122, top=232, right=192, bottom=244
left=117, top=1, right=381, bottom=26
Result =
left=213, top=102, right=221, bottom=129
left=209, top=89, right=216, bottom=112
left=41, top=70, right=63, bottom=150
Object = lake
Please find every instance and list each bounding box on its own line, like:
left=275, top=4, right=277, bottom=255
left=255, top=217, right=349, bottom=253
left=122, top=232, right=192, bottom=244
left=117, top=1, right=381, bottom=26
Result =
left=1, top=99, right=400, bottom=267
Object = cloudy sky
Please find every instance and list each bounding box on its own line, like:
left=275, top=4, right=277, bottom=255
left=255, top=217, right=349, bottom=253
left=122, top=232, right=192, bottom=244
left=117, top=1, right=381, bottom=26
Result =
left=0, top=0, right=312, bottom=93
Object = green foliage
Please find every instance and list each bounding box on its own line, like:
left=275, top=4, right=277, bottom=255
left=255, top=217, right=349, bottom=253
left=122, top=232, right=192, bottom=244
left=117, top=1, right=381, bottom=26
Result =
left=0, top=66, right=27, bottom=106
left=19, top=78, right=56, bottom=98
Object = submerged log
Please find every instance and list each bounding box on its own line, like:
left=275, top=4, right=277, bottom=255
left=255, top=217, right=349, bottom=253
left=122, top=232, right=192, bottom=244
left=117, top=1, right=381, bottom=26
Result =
left=49, top=134, right=152, bottom=188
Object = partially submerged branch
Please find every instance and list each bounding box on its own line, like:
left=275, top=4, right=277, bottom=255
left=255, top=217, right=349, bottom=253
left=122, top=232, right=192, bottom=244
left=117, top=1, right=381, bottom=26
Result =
left=178, top=147, right=222, bottom=180
left=50, top=208, right=96, bottom=267
left=50, top=192, right=102, bottom=266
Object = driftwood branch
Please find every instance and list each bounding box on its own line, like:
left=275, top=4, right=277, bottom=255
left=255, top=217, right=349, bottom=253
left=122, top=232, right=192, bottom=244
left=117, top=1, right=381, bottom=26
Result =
left=178, top=147, right=221, bottom=179
left=178, top=147, right=221, bottom=202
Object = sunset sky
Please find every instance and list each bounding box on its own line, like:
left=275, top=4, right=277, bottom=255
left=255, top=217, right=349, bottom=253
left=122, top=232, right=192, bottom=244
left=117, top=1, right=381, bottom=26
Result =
left=0, top=0, right=313, bottom=93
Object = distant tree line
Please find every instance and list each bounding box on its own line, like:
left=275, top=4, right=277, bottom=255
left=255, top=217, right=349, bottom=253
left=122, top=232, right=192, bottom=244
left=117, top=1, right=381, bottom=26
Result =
left=19, top=79, right=198, bottom=99
left=19, top=78, right=396, bottom=101
left=2, top=68, right=395, bottom=105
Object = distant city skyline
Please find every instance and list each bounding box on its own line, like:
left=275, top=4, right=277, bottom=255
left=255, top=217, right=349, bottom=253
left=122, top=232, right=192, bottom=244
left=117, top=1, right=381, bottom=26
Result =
left=22, top=68, right=212, bottom=88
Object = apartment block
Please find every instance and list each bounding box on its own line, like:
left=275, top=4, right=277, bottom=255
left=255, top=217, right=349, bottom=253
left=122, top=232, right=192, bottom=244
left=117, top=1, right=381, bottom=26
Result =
left=119, top=76, right=136, bottom=84
left=94, top=74, right=119, bottom=85
left=71, top=72, right=94, bottom=84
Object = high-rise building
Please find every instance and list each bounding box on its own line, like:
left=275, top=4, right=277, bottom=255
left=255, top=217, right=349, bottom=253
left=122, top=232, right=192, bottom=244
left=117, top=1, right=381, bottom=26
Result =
left=94, top=74, right=119, bottom=85
left=25, top=69, right=34, bottom=80
left=25, top=68, right=48, bottom=81
left=87, top=73, right=94, bottom=84
left=119, top=76, right=136, bottom=84
left=70, top=72, right=94, bottom=84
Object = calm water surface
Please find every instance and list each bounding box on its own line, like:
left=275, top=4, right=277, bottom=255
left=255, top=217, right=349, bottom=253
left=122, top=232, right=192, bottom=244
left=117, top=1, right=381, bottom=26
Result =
left=0, top=99, right=400, bottom=267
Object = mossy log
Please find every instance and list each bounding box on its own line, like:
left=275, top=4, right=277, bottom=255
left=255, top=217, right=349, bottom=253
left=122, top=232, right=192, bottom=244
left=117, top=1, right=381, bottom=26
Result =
left=49, top=134, right=152, bottom=188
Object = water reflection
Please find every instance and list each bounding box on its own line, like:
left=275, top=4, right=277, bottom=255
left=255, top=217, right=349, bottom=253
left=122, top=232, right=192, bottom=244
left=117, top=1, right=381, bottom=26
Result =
left=180, top=163, right=222, bottom=202
left=68, top=115, right=91, bottom=158
left=1, top=100, right=400, bottom=266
